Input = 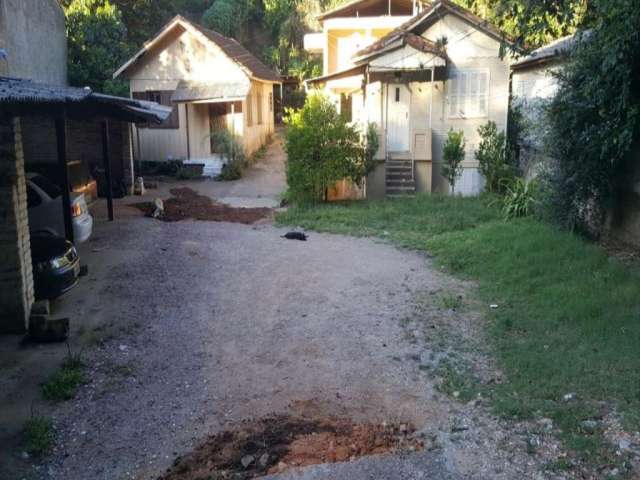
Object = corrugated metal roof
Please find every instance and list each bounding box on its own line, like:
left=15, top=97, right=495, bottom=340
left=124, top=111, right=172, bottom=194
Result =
left=171, top=80, right=250, bottom=103
left=0, top=76, right=91, bottom=104
left=0, top=77, right=171, bottom=124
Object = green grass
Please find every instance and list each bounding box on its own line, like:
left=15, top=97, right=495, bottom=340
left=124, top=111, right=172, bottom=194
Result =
left=41, top=353, right=87, bottom=402
left=278, top=194, right=640, bottom=463
left=23, top=416, right=55, bottom=457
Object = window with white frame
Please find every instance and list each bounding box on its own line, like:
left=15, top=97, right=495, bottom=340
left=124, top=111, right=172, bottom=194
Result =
left=448, top=69, right=489, bottom=118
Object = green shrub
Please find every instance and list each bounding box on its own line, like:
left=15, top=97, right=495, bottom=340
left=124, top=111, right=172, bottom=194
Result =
left=284, top=93, right=368, bottom=203
left=23, top=416, right=55, bottom=457
left=545, top=2, right=640, bottom=237
left=363, top=122, right=380, bottom=177
left=441, top=129, right=466, bottom=193
left=211, top=129, right=245, bottom=181
left=157, top=159, right=184, bottom=176
left=476, top=121, right=515, bottom=193
left=500, top=177, right=539, bottom=219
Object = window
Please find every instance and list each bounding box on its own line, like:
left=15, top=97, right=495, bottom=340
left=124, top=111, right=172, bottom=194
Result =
left=246, top=93, right=253, bottom=126
left=395, top=87, right=400, bottom=102
left=27, top=185, right=42, bottom=208
left=269, top=92, right=273, bottom=113
left=448, top=69, right=489, bottom=118
left=30, top=175, right=61, bottom=199
left=132, top=91, right=180, bottom=129
left=256, top=92, right=263, bottom=125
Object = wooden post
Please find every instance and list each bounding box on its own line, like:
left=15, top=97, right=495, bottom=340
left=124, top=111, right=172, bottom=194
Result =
left=55, top=114, right=74, bottom=242
left=101, top=119, right=114, bottom=222
left=185, top=103, right=191, bottom=159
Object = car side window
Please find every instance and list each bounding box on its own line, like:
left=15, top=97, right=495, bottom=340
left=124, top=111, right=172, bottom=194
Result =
left=30, top=175, right=61, bottom=199
left=27, top=185, right=42, bottom=208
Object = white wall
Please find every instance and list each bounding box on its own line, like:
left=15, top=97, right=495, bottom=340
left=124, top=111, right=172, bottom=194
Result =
left=422, top=14, right=511, bottom=195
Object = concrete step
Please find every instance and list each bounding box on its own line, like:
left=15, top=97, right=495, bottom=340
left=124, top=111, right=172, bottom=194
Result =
left=386, top=172, right=413, bottom=181
left=385, top=179, right=416, bottom=190
left=386, top=185, right=417, bottom=195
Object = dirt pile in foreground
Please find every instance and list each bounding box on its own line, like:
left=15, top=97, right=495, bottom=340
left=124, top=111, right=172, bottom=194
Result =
left=131, top=187, right=273, bottom=224
left=159, top=416, right=422, bottom=480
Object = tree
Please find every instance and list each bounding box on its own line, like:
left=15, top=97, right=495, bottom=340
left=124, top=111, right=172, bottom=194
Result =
left=64, top=0, right=131, bottom=95
left=441, top=129, right=466, bottom=193
left=543, top=0, right=640, bottom=235
left=475, top=121, right=514, bottom=193
left=456, top=0, right=592, bottom=52
left=284, top=93, right=368, bottom=202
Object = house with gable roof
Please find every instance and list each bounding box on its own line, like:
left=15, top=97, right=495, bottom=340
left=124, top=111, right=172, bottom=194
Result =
left=306, top=0, right=514, bottom=197
left=114, top=16, right=281, bottom=176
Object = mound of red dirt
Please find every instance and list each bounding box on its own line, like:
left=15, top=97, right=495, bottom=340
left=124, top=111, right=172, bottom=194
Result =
left=131, top=187, right=273, bottom=224
left=159, top=416, right=422, bottom=480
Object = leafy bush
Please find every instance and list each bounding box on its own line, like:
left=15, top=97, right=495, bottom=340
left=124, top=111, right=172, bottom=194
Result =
left=500, top=177, right=539, bottom=220
left=363, top=122, right=380, bottom=178
left=284, top=93, right=369, bottom=203
left=157, top=159, right=184, bottom=176
left=211, top=129, right=245, bottom=181
left=441, top=129, right=466, bottom=193
left=544, top=1, right=640, bottom=236
left=475, top=121, right=515, bottom=193
left=23, top=416, right=55, bottom=457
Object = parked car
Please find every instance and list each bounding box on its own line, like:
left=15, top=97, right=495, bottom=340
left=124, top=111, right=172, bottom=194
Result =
left=26, top=173, right=93, bottom=243
left=30, top=232, right=80, bottom=300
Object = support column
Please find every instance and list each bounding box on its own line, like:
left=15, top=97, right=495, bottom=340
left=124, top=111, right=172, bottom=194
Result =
left=0, top=117, right=34, bottom=334
left=102, top=119, right=114, bottom=222
left=55, top=114, right=74, bottom=242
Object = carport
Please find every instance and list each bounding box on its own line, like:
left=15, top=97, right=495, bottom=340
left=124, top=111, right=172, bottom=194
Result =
left=0, top=77, right=170, bottom=334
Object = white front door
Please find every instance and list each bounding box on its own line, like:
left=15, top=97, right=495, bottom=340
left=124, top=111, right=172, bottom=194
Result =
left=387, top=84, right=410, bottom=152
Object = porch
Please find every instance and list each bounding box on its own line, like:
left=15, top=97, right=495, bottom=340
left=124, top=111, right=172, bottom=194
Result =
left=307, top=35, right=448, bottom=197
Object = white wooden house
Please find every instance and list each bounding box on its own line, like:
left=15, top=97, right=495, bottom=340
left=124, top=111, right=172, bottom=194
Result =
left=114, top=16, right=281, bottom=176
left=307, top=0, right=513, bottom=197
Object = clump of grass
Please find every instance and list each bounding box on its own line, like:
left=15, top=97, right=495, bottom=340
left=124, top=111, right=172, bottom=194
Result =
left=437, top=292, right=464, bottom=311
left=434, top=362, right=482, bottom=402
left=23, top=416, right=55, bottom=456
left=42, top=346, right=87, bottom=402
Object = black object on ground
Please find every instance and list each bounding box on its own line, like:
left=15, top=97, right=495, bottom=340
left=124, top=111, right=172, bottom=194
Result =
left=282, top=232, right=308, bottom=241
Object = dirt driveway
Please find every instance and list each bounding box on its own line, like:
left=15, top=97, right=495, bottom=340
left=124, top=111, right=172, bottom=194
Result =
left=21, top=212, right=559, bottom=480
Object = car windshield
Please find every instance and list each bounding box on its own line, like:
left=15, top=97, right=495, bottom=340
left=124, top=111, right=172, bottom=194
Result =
left=31, top=175, right=61, bottom=199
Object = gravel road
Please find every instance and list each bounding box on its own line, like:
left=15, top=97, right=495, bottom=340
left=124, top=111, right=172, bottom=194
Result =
left=38, top=215, right=559, bottom=480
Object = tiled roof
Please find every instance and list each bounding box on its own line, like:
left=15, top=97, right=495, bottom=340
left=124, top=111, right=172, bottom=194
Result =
left=355, top=32, right=445, bottom=60
left=511, top=31, right=587, bottom=70
left=355, top=0, right=513, bottom=62
left=114, top=16, right=281, bottom=83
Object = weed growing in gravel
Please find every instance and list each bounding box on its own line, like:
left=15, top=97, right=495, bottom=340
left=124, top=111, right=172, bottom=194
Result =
left=436, top=292, right=464, bottom=311
left=42, top=346, right=87, bottom=402
left=23, top=416, right=55, bottom=456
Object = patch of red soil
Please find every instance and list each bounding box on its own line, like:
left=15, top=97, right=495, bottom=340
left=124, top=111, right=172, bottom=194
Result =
left=158, top=416, right=422, bottom=480
left=130, top=187, right=273, bottom=224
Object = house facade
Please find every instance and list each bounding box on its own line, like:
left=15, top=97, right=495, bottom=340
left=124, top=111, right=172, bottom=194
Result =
left=510, top=33, right=580, bottom=176
left=114, top=16, right=281, bottom=175
left=306, top=0, right=512, bottom=198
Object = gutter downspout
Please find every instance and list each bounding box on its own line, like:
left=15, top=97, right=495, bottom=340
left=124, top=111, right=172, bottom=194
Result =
left=185, top=103, right=191, bottom=159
